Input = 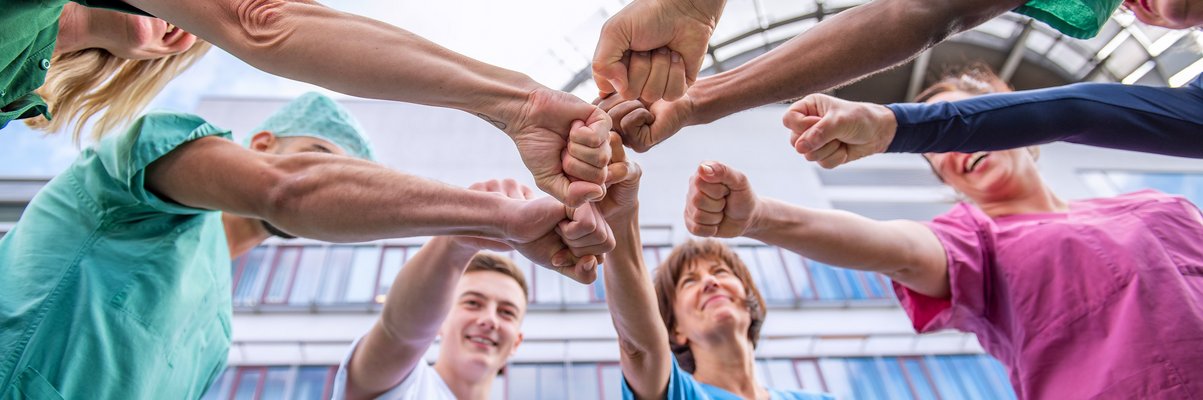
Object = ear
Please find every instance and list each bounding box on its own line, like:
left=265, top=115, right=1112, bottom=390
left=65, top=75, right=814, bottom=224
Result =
left=248, top=131, right=277, bottom=152
left=508, top=332, right=524, bottom=358
left=671, top=325, right=688, bottom=347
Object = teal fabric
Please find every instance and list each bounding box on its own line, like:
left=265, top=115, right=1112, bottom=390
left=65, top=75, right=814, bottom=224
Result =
left=248, top=92, right=376, bottom=160
left=0, top=112, right=233, bottom=399
left=0, top=0, right=146, bottom=130
left=1014, top=0, right=1123, bottom=39
left=621, top=358, right=834, bottom=400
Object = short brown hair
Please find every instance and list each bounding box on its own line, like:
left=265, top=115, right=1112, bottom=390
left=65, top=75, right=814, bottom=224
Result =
left=465, top=252, right=529, bottom=304
left=913, top=63, right=1011, bottom=103
left=653, top=239, right=767, bottom=373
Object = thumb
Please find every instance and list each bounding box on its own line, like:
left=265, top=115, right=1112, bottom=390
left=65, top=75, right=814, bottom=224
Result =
left=538, top=173, right=601, bottom=208
left=696, top=161, right=749, bottom=191
left=592, top=27, right=630, bottom=98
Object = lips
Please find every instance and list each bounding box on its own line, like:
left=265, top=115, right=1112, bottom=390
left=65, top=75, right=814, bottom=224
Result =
left=465, top=335, right=497, bottom=348
left=700, top=295, right=731, bottom=310
left=963, top=152, right=989, bottom=174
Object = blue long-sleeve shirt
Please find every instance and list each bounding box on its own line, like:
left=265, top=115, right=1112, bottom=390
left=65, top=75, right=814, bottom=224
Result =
left=885, top=73, right=1203, bottom=158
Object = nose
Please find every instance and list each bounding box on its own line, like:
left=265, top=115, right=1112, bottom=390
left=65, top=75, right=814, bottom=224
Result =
left=701, top=274, right=720, bottom=292
left=475, top=310, right=498, bottom=331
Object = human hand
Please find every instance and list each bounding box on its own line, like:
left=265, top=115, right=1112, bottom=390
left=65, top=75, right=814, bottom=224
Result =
left=507, top=88, right=613, bottom=207
left=596, top=132, right=643, bottom=220
left=476, top=178, right=608, bottom=284
left=784, top=94, right=897, bottom=169
left=593, top=0, right=725, bottom=102
left=684, top=161, right=759, bottom=238
left=595, top=93, right=694, bottom=153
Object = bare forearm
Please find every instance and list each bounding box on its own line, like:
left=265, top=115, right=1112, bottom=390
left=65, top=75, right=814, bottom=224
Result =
left=686, top=0, right=1010, bottom=125
left=129, top=0, right=539, bottom=126
left=748, top=198, right=940, bottom=277
left=350, top=237, right=476, bottom=398
left=603, top=212, right=672, bottom=399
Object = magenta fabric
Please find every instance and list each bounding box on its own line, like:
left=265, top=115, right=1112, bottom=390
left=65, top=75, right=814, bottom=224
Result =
left=894, top=190, right=1203, bottom=399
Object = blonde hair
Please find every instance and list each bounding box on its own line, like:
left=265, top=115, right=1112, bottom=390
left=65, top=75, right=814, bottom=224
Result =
left=25, top=40, right=212, bottom=143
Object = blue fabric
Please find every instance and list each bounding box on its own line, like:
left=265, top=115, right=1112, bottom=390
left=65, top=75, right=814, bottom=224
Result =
left=886, top=73, right=1203, bottom=158
left=620, top=358, right=833, bottom=400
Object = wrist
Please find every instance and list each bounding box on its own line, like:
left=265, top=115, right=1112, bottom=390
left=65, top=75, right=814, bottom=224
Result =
left=664, top=0, right=726, bottom=23
left=468, top=73, right=543, bottom=136
left=428, top=236, right=481, bottom=264
left=870, top=103, right=898, bottom=153
left=743, top=197, right=773, bottom=239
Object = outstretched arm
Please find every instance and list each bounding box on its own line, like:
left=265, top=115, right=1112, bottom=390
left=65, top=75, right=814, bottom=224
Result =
left=125, top=0, right=612, bottom=206
left=589, top=136, right=673, bottom=400
left=145, top=136, right=609, bottom=282
left=343, top=236, right=482, bottom=400
left=684, top=161, right=950, bottom=298
left=786, top=79, right=1203, bottom=168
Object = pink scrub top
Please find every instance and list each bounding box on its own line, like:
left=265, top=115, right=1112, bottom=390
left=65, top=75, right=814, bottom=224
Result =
left=894, top=190, right=1203, bottom=399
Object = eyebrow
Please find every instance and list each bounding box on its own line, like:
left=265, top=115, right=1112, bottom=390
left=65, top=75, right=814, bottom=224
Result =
left=309, top=144, right=334, bottom=154
left=460, top=291, right=522, bottom=311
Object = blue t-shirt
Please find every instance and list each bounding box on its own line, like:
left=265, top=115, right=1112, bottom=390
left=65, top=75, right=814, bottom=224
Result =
left=621, top=358, right=833, bottom=400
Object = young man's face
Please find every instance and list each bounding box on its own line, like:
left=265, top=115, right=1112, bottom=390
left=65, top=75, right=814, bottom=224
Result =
left=438, top=271, right=527, bottom=378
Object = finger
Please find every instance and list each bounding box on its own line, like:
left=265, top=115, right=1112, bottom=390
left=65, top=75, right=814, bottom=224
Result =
left=559, top=180, right=605, bottom=206
left=501, top=178, right=524, bottom=199
left=520, top=184, right=535, bottom=200
left=818, top=146, right=851, bottom=169
left=662, top=51, right=687, bottom=101
left=626, top=51, right=652, bottom=102
left=690, top=189, right=726, bottom=213
left=696, top=161, right=750, bottom=192
left=595, top=92, right=624, bottom=111
left=804, top=139, right=841, bottom=163
left=592, top=24, right=630, bottom=97
left=639, top=48, right=671, bottom=103
left=559, top=255, right=598, bottom=284
left=563, top=154, right=608, bottom=184
left=608, top=131, right=626, bottom=164
left=784, top=113, right=821, bottom=145
left=468, top=181, right=487, bottom=191
left=684, top=217, right=718, bottom=237
left=692, top=172, right=730, bottom=199
left=686, top=205, right=725, bottom=225
left=605, top=160, right=640, bottom=186
left=567, top=139, right=610, bottom=169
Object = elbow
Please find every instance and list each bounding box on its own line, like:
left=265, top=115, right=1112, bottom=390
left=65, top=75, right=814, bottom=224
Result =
left=259, top=156, right=324, bottom=224
left=228, top=0, right=298, bottom=53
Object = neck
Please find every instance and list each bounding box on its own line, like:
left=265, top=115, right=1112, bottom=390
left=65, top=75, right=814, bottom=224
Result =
left=434, top=362, right=495, bottom=400
left=977, top=182, right=1068, bottom=218
left=221, top=214, right=271, bottom=259
left=54, top=3, right=97, bottom=55
left=689, top=333, right=767, bottom=400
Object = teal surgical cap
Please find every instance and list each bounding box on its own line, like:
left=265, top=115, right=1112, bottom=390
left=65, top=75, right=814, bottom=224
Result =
left=246, top=92, right=375, bottom=161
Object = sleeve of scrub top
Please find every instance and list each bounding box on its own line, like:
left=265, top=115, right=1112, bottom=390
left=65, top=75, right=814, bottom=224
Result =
left=69, top=0, right=150, bottom=16
left=92, top=111, right=233, bottom=215
left=892, top=203, right=996, bottom=334
left=620, top=357, right=703, bottom=400
left=885, top=74, right=1203, bottom=158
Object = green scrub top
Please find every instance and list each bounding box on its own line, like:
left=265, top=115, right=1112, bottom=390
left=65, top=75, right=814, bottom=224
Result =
left=0, top=112, right=233, bottom=399
left=0, top=0, right=146, bottom=129
left=1015, top=0, right=1123, bottom=39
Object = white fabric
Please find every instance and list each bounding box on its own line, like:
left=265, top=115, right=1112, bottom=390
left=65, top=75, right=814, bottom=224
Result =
left=330, top=337, right=456, bottom=400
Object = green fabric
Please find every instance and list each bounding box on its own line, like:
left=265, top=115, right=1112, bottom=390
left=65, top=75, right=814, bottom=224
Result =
left=0, top=0, right=147, bottom=130
left=0, top=112, right=233, bottom=399
left=1014, top=0, right=1123, bottom=39
left=249, top=92, right=376, bottom=161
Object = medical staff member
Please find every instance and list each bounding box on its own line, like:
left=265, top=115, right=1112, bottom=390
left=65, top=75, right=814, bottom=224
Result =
left=677, top=74, right=1203, bottom=398
left=0, top=93, right=609, bottom=398
left=589, top=136, right=833, bottom=400
left=2, top=1, right=206, bottom=136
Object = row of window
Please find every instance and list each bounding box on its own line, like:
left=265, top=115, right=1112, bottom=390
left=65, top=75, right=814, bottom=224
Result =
left=230, top=242, right=898, bottom=309
left=202, top=354, right=1014, bottom=400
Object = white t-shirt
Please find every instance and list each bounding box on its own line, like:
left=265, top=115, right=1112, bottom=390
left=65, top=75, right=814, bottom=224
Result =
left=330, top=337, right=456, bottom=400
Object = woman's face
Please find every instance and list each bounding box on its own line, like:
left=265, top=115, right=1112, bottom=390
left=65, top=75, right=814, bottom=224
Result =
left=1124, top=0, right=1202, bottom=28
left=670, top=257, right=752, bottom=348
left=922, top=91, right=1043, bottom=204
left=90, top=8, right=197, bottom=60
